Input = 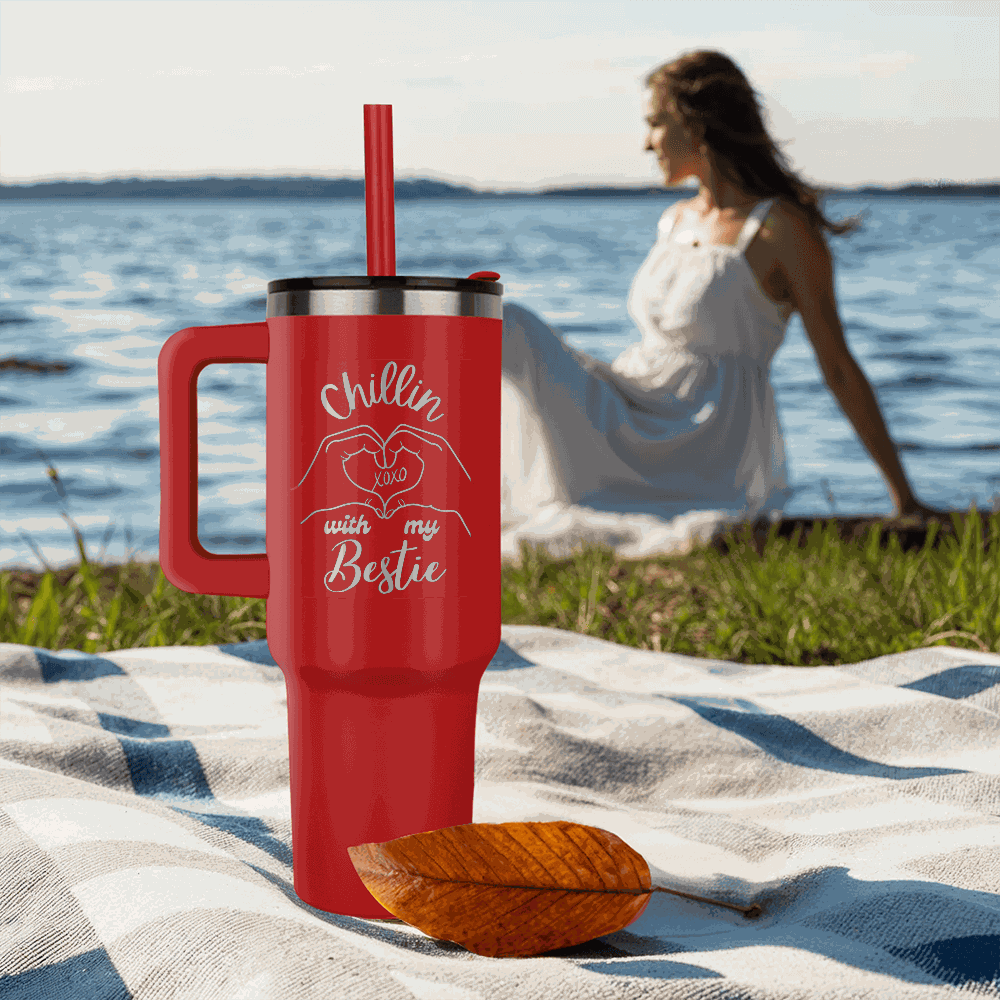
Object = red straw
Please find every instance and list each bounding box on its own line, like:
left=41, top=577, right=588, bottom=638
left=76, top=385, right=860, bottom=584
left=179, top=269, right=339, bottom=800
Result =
left=364, top=104, right=396, bottom=276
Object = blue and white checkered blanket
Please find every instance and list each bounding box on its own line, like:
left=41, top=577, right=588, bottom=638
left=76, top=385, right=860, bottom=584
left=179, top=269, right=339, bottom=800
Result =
left=2, top=626, right=999, bottom=998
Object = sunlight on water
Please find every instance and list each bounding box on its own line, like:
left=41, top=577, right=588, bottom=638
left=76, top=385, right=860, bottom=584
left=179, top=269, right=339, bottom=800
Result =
left=1, top=194, right=998, bottom=569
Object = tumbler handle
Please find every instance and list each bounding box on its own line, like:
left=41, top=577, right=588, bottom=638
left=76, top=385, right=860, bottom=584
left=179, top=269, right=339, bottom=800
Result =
left=157, top=322, right=269, bottom=599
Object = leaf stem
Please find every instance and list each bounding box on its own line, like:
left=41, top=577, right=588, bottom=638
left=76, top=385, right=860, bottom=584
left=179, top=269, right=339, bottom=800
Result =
left=653, top=886, right=761, bottom=918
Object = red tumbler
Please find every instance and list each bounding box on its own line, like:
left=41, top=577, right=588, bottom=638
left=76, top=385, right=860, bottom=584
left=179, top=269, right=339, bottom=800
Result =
left=157, top=274, right=502, bottom=917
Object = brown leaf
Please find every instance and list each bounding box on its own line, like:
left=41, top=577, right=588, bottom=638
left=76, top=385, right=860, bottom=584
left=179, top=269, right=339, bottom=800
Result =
left=348, top=820, right=653, bottom=958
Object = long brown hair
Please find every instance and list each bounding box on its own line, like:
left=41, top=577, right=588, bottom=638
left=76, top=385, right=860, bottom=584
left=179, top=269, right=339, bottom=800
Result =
left=645, top=50, right=866, bottom=237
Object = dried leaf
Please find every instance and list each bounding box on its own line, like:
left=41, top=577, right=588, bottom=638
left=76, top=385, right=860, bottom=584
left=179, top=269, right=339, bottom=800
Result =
left=348, top=820, right=759, bottom=958
left=348, top=820, right=647, bottom=957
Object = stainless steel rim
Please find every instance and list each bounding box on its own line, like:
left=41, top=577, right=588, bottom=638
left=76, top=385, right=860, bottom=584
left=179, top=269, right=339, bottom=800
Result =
left=267, top=288, right=502, bottom=319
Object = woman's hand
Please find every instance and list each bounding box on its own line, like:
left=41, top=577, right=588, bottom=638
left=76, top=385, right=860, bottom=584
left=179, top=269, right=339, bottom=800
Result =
left=892, top=498, right=950, bottom=524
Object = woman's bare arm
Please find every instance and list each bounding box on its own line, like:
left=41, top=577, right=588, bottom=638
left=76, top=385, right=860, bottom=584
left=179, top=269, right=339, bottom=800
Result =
left=822, top=358, right=917, bottom=513
left=776, top=204, right=934, bottom=518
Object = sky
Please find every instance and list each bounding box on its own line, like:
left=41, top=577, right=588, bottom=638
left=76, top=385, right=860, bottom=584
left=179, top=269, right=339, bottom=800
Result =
left=1, top=0, right=997, bottom=192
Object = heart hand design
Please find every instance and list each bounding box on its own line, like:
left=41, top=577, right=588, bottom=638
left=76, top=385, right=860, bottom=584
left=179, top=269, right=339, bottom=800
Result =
left=342, top=443, right=425, bottom=513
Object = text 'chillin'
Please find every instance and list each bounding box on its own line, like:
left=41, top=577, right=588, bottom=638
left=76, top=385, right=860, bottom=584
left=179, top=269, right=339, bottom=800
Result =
left=321, top=362, right=443, bottom=422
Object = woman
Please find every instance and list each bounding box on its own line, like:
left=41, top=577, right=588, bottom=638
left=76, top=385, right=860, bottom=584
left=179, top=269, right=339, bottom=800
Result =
left=500, top=50, right=940, bottom=564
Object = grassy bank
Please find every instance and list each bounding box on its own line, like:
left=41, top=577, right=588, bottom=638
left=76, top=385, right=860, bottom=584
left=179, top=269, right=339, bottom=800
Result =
left=3, top=507, right=999, bottom=665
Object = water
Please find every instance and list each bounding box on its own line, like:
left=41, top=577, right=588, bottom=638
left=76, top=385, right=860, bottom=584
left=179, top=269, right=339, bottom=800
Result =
left=1, top=194, right=998, bottom=571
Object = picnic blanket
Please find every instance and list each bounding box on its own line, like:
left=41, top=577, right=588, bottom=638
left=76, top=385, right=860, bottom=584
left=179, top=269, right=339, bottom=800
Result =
left=2, top=626, right=999, bottom=999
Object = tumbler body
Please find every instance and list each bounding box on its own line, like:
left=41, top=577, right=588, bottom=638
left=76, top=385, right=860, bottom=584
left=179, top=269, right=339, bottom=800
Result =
left=157, top=276, right=502, bottom=918
left=264, top=310, right=499, bottom=677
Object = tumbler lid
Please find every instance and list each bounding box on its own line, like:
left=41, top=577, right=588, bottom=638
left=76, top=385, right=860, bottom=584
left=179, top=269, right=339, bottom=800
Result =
left=266, top=274, right=502, bottom=319
left=267, top=275, right=502, bottom=296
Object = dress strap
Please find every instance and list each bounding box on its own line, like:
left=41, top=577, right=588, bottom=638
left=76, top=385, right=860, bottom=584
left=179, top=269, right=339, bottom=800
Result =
left=658, top=200, right=686, bottom=241
left=734, top=198, right=776, bottom=253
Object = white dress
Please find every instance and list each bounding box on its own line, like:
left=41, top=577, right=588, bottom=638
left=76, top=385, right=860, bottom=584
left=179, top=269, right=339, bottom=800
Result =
left=500, top=197, right=795, bottom=563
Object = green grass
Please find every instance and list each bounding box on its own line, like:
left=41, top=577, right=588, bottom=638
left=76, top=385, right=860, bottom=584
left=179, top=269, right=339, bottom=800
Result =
left=502, top=507, right=1000, bottom=664
left=4, top=501, right=1000, bottom=666
left=2, top=558, right=268, bottom=653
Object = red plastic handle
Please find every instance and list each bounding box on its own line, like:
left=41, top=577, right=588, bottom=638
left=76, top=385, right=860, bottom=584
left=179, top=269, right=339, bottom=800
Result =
left=157, top=322, right=269, bottom=598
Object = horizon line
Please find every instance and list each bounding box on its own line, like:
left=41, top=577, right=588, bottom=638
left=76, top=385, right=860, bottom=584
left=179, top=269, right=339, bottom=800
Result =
left=1, top=174, right=996, bottom=198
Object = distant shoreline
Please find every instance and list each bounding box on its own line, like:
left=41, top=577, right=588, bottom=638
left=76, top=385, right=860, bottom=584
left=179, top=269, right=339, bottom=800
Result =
left=0, top=177, right=996, bottom=200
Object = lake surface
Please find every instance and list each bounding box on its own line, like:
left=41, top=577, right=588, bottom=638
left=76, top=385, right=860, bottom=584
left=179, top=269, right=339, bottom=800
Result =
left=1, top=193, right=998, bottom=570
